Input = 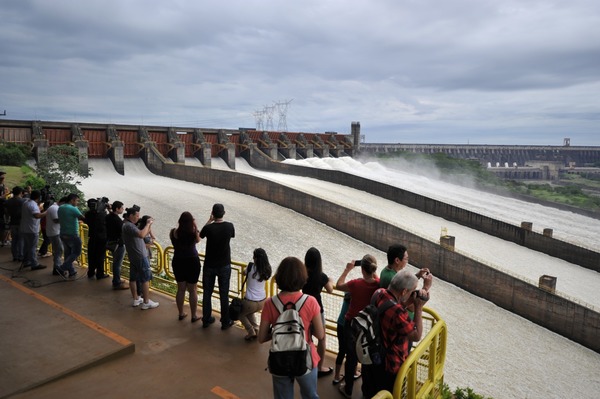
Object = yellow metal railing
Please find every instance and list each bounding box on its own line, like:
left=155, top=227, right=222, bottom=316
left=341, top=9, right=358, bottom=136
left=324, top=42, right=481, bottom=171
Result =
left=87, top=233, right=447, bottom=399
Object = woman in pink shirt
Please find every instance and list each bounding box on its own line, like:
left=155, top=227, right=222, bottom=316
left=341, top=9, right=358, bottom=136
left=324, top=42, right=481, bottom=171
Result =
left=258, top=257, right=324, bottom=399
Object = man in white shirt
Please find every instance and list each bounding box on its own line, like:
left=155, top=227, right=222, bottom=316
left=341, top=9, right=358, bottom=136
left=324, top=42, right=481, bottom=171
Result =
left=46, top=197, right=65, bottom=275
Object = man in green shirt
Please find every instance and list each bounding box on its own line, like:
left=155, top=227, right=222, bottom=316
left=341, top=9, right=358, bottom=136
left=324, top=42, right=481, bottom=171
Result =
left=379, top=244, right=432, bottom=289
left=57, top=193, right=85, bottom=277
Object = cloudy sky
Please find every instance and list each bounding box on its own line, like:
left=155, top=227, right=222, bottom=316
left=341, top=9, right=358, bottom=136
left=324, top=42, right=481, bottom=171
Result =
left=1, top=0, right=599, bottom=145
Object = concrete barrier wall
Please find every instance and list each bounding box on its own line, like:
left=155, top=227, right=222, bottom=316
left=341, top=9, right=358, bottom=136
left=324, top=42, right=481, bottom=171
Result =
left=257, top=161, right=600, bottom=273
left=143, top=148, right=600, bottom=353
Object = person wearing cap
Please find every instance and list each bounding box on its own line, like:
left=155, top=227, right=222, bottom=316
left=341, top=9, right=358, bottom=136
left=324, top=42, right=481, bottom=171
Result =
left=200, top=203, right=235, bottom=329
left=122, top=205, right=159, bottom=310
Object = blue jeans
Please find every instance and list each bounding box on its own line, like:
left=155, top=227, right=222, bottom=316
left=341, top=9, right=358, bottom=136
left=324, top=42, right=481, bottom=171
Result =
left=272, top=367, right=318, bottom=399
left=111, top=244, right=126, bottom=286
left=21, top=232, right=39, bottom=267
left=202, top=265, right=231, bottom=325
left=10, top=225, right=23, bottom=260
left=48, top=234, right=63, bottom=269
left=60, top=234, right=82, bottom=275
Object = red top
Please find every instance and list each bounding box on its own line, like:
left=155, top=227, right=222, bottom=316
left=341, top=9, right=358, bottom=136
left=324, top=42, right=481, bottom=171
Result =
left=344, top=278, right=381, bottom=320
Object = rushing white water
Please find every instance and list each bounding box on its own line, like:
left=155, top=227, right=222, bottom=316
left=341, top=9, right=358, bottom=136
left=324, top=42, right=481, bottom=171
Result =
left=283, top=156, right=600, bottom=250
left=80, top=158, right=600, bottom=399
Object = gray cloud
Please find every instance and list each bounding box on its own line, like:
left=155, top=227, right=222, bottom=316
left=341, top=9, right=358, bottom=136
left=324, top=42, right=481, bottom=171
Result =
left=1, top=0, right=599, bottom=145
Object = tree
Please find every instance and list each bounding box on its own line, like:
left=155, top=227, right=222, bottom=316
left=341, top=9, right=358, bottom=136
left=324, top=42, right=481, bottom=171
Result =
left=35, top=145, right=91, bottom=201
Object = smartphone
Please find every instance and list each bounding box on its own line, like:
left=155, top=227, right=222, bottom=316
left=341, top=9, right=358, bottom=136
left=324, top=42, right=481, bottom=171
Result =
left=354, top=260, right=362, bottom=266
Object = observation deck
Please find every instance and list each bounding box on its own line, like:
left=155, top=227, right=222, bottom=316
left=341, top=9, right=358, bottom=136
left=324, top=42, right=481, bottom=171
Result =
left=0, top=232, right=446, bottom=399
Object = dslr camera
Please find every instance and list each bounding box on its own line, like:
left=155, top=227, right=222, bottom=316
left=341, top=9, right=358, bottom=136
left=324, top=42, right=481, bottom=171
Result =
left=88, top=196, right=110, bottom=213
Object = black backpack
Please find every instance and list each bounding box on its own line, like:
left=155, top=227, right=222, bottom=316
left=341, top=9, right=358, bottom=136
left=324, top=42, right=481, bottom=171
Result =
left=351, top=297, right=395, bottom=366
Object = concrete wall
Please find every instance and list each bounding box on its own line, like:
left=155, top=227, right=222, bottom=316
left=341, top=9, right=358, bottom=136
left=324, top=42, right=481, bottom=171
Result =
left=142, top=147, right=600, bottom=353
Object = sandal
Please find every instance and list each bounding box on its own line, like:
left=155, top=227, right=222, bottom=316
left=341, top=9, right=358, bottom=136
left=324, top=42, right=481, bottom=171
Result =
left=178, top=313, right=188, bottom=321
left=191, top=316, right=200, bottom=323
left=354, top=371, right=362, bottom=380
left=332, top=375, right=343, bottom=385
left=244, top=334, right=257, bottom=341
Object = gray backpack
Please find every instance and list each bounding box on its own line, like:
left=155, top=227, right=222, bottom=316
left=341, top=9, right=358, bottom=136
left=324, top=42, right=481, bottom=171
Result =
left=268, top=294, right=312, bottom=377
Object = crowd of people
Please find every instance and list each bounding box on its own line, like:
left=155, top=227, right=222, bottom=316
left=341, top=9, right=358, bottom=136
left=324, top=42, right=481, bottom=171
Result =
left=1, top=171, right=435, bottom=398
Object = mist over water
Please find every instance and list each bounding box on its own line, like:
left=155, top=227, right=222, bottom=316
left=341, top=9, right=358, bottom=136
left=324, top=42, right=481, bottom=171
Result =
left=81, top=158, right=600, bottom=399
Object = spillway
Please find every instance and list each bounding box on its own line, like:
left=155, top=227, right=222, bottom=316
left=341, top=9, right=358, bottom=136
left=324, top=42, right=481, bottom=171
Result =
left=80, top=158, right=600, bottom=399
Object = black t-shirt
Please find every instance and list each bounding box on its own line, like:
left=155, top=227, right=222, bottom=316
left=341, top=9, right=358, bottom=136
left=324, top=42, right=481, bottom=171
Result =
left=105, top=213, right=123, bottom=243
left=302, top=272, right=329, bottom=313
left=85, top=210, right=107, bottom=240
left=200, top=221, right=235, bottom=268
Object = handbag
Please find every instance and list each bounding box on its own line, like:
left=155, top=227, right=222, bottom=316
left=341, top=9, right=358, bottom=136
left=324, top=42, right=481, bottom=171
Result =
left=229, top=263, right=251, bottom=321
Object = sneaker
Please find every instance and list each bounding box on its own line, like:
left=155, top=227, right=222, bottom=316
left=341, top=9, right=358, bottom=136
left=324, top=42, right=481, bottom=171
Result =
left=30, top=265, right=47, bottom=271
left=68, top=271, right=78, bottom=278
left=132, top=297, right=144, bottom=307
left=141, top=299, right=159, bottom=310
left=40, top=253, right=52, bottom=258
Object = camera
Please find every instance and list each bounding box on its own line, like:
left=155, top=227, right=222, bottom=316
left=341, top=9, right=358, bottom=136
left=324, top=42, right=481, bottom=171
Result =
left=88, top=197, right=110, bottom=213
left=412, top=289, right=429, bottom=302
left=354, top=260, right=362, bottom=266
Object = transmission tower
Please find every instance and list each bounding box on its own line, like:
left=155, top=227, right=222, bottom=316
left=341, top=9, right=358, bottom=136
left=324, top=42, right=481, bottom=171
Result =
left=275, top=99, right=293, bottom=131
left=253, top=110, right=265, bottom=130
left=263, top=104, right=276, bottom=131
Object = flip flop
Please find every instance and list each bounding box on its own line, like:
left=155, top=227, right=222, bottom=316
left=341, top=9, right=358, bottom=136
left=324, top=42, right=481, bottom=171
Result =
left=354, top=371, right=362, bottom=380
left=178, top=313, right=188, bottom=321
left=332, top=375, right=344, bottom=385
left=318, top=367, right=333, bottom=378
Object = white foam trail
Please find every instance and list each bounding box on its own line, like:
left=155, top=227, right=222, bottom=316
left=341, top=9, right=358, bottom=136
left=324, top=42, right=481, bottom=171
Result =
left=79, top=158, right=600, bottom=399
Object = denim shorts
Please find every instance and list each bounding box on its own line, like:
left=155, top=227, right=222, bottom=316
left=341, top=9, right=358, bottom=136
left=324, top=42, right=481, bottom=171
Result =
left=129, top=257, right=152, bottom=283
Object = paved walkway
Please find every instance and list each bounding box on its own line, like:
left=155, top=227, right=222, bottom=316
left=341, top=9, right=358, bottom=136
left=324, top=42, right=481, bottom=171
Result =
left=0, top=247, right=359, bottom=399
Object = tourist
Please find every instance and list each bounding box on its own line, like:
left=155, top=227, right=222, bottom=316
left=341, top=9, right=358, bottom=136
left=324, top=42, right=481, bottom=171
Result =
left=19, top=190, right=47, bottom=271
left=169, top=211, right=201, bottom=322
left=239, top=247, right=272, bottom=341
left=57, top=193, right=85, bottom=278
left=46, top=197, right=65, bottom=275
left=302, top=247, right=334, bottom=377
left=258, top=256, right=324, bottom=399
left=84, top=198, right=110, bottom=280
left=380, top=244, right=431, bottom=289
left=200, top=203, right=235, bottom=329
left=5, top=186, right=25, bottom=262
left=105, top=200, right=128, bottom=290
left=332, top=292, right=361, bottom=385
left=372, top=270, right=429, bottom=394
left=335, top=255, right=379, bottom=399
left=122, top=205, right=159, bottom=310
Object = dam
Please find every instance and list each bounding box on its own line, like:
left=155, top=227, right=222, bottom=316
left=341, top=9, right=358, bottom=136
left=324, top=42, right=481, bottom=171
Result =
left=2, top=118, right=600, bottom=397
